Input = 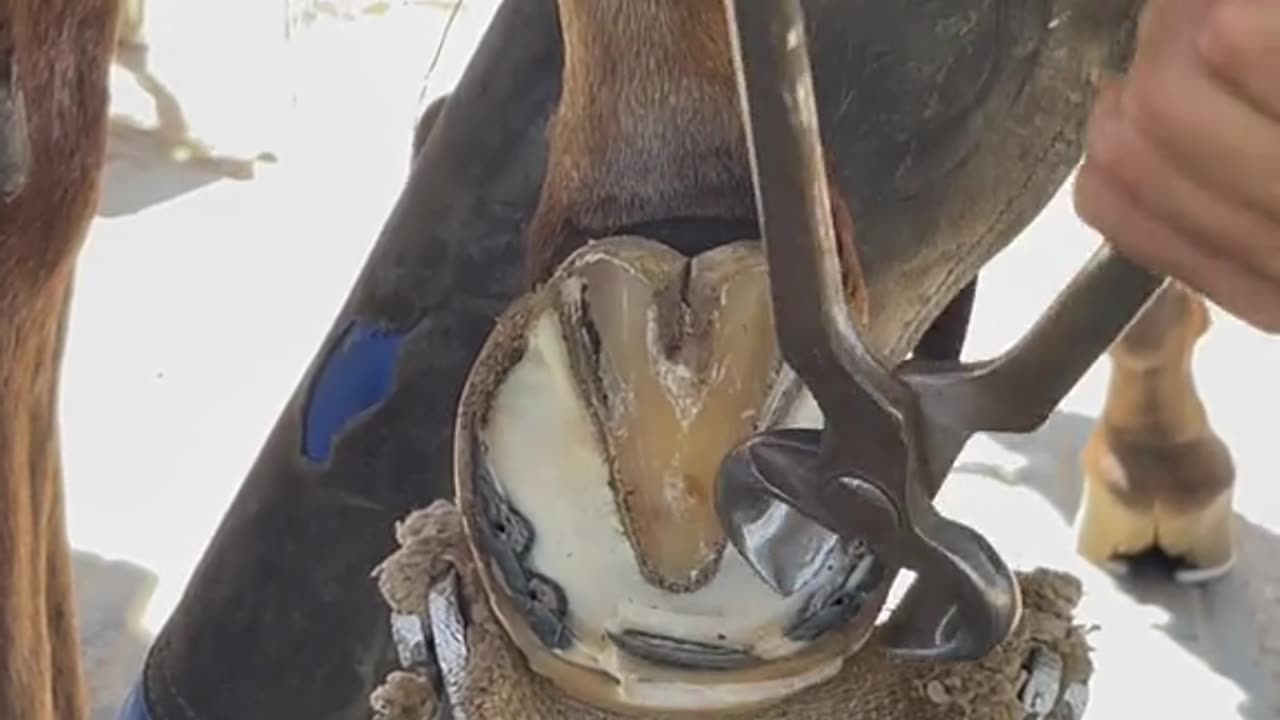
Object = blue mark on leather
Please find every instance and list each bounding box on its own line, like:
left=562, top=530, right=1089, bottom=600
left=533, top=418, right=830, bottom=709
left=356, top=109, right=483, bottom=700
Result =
left=302, top=321, right=406, bottom=462
left=115, top=680, right=152, bottom=720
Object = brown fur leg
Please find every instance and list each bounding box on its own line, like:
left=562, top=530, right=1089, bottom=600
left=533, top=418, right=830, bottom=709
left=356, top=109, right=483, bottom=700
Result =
left=522, top=0, right=870, bottom=316
left=0, top=1, right=120, bottom=718
left=0, top=280, right=93, bottom=720
left=44, top=447, right=89, bottom=720
left=1076, top=282, right=1235, bottom=583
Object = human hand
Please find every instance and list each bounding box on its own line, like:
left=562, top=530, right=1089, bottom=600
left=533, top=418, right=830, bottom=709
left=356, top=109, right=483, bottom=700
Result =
left=1074, top=0, right=1280, bottom=332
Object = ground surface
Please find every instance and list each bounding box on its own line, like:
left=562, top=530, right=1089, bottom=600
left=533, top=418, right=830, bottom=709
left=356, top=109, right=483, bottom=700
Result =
left=63, top=3, right=1280, bottom=719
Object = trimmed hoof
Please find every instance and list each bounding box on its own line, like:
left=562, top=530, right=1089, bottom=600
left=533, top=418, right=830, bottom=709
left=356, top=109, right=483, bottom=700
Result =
left=430, top=236, right=1087, bottom=717
left=450, top=237, right=878, bottom=715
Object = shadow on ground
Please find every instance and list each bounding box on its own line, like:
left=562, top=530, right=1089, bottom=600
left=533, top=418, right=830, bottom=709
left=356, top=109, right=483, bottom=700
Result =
left=98, top=43, right=271, bottom=218
left=98, top=136, right=231, bottom=218
left=73, top=550, right=155, bottom=720
left=959, top=411, right=1280, bottom=720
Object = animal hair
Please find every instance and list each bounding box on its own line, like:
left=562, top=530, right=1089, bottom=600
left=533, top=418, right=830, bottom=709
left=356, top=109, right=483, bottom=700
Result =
left=0, top=1, right=121, bottom=719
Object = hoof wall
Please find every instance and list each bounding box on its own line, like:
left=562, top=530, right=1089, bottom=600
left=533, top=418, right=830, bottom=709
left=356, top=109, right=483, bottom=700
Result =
left=1075, top=475, right=1235, bottom=585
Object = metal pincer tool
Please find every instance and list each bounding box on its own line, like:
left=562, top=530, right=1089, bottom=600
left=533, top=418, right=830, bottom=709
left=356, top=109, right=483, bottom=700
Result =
left=716, top=0, right=1168, bottom=663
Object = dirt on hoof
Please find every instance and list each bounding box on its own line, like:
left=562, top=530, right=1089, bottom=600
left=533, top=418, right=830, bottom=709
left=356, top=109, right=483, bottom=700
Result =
left=370, top=671, right=438, bottom=720
left=370, top=501, right=1095, bottom=720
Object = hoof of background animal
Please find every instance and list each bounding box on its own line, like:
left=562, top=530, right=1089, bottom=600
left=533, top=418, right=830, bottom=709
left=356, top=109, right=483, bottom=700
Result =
left=1074, top=283, right=1235, bottom=586
left=1075, top=452, right=1235, bottom=585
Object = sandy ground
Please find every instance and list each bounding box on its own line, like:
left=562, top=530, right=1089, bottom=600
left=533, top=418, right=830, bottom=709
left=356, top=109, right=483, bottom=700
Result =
left=62, top=3, right=1280, bottom=719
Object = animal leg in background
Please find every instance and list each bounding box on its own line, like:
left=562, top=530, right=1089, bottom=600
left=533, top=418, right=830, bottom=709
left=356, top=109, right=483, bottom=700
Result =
left=1078, top=281, right=1235, bottom=583
left=0, top=2, right=122, bottom=720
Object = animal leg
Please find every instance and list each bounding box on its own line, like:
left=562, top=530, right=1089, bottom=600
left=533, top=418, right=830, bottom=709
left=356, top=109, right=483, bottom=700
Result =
left=1076, top=281, right=1235, bottom=584
left=0, top=2, right=120, bottom=718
